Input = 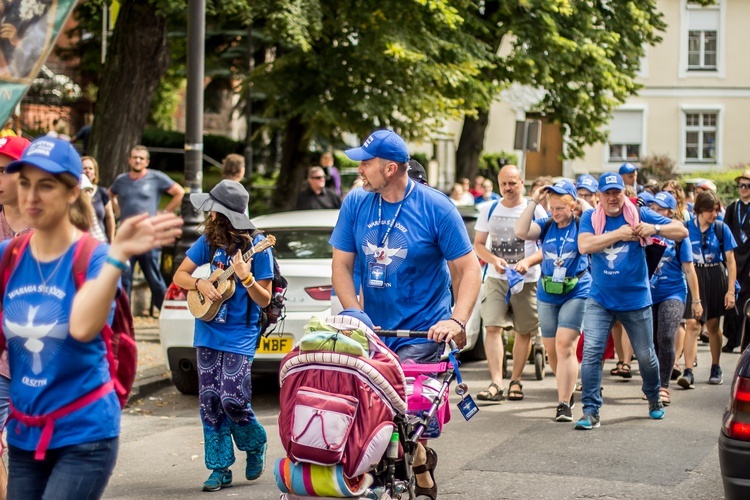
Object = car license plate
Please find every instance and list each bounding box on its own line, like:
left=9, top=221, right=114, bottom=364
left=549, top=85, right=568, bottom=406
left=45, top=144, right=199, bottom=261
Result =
left=256, top=335, right=294, bottom=354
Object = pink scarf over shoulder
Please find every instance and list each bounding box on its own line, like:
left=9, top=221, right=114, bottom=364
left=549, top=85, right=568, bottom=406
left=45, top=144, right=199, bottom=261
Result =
left=592, top=197, right=652, bottom=246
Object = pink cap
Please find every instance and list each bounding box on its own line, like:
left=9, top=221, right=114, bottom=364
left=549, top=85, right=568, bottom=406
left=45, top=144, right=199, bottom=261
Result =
left=0, top=136, right=31, bottom=161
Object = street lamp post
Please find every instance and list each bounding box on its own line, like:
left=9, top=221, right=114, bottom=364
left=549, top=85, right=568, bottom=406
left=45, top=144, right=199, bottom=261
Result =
left=165, top=0, right=206, bottom=279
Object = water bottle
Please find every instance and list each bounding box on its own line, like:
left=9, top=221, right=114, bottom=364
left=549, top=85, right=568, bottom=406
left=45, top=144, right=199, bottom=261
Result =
left=386, top=431, right=399, bottom=460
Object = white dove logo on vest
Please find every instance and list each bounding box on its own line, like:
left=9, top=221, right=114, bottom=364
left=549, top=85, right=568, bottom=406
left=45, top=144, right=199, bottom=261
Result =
left=603, top=244, right=628, bottom=269
left=5, top=304, right=69, bottom=375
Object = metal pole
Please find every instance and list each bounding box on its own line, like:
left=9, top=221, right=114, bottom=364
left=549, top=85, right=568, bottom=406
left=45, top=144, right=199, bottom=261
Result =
left=166, top=0, right=206, bottom=280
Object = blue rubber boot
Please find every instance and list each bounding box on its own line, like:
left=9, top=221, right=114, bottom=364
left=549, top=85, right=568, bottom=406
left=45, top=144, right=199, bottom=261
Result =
left=231, top=419, right=268, bottom=480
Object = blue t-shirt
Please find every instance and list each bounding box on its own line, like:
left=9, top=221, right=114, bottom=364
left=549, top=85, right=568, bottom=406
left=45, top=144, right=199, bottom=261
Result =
left=329, top=181, right=473, bottom=351
left=0, top=239, right=120, bottom=451
left=686, top=219, right=737, bottom=265
left=535, top=217, right=591, bottom=305
left=650, top=237, right=693, bottom=304
left=580, top=207, right=673, bottom=311
left=186, top=234, right=274, bottom=357
left=109, top=170, right=175, bottom=220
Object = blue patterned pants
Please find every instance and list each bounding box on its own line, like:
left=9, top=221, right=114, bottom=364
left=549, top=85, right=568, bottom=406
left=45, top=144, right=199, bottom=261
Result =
left=197, top=347, right=266, bottom=470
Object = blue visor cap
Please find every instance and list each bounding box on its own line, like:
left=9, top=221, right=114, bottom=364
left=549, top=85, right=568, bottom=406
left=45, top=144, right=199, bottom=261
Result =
left=653, top=192, right=676, bottom=210
left=345, top=130, right=409, bottom=163
left=619, top=162, right=638, bottom=175
left=545, top=179, right=577, bottom=199
left=576, top=174, right=598, bottom=193
left=598, top=172, right=625, bottom=192
left=6, top=137, right=83, bottom=179
left=638, top=191, right=655, bottom=205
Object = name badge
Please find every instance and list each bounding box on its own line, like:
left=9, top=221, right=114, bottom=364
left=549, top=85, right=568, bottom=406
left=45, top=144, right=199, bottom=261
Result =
left=552, top=267, right=567, bottom=283
left=368, top=262, right=386, bottom=288
left=457, top=394, right=479, bottom=421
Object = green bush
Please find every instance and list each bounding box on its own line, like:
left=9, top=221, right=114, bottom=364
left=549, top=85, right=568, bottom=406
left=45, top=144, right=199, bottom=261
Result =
left=478, top=152, right=519, bottom=178
left=686, top=169, right=748, bottom=206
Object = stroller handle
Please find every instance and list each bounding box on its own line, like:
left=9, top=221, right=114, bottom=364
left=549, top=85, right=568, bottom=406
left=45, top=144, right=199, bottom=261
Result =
left=377, top=330, right=459, bottom=352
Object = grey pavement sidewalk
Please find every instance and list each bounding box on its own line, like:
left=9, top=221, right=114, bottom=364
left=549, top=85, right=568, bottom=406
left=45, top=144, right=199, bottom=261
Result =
left=130, top=316, right=171, bottom=405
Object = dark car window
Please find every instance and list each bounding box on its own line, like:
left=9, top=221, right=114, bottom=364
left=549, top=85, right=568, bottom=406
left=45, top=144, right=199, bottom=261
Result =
left=262, top=228, right=334, bottom=259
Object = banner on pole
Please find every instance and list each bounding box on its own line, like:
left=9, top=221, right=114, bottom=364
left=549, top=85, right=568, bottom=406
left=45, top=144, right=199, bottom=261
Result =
left=0, top=0, right=79, bottom=126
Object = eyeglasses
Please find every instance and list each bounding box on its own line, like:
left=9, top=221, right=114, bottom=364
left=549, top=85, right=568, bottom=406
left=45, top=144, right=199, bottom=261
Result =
left=309, top=175, right=325, bottom=180
left=739, top=183, right=750, bottom=189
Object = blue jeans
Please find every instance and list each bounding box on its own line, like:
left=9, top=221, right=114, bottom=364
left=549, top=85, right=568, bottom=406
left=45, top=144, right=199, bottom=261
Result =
left=581, top=299, right=661, bottom=416
left=0, top=375, right=10, bottom=429
left=121, top=248, right=167, bottom=309
left=395, top=342, right=442, bottom=365
left=8, top=437, right=119, bottom=500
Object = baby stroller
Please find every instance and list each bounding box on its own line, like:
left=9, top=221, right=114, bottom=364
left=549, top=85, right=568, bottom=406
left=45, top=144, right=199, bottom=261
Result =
left=275, top=314, right=468, bottom=500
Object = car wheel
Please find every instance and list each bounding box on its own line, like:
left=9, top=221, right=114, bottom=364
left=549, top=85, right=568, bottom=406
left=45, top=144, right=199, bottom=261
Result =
left=171, top=368, right=199, bottom=395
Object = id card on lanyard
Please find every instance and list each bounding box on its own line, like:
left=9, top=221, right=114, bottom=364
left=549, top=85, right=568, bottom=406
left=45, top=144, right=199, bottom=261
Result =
left=367, top=180, right=416, bottom=288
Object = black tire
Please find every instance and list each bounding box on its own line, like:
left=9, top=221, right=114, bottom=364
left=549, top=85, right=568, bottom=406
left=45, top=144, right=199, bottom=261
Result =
left=171, top=368, right=199, bottom=395
left=534, top=350, right=545, bottom=380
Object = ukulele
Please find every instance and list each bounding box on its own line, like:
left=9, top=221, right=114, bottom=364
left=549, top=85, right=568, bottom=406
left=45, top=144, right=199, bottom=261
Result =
left=187, top=236, right=276, bottom=321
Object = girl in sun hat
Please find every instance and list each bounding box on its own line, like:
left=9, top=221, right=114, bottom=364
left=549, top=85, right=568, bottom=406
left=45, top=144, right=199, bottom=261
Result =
left=172, top=180, right=274, bottom=492
left=0, top=136, right=182, bottom=499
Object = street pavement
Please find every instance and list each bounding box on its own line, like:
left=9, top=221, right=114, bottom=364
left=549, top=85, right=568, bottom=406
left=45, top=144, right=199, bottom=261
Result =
left=106, top=330, right=734, bottom=499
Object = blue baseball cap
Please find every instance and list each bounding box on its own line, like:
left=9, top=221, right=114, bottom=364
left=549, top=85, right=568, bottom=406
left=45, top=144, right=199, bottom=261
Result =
left=598, top=172, right=625, bottom=192
left=544, top=179, right=577, bottom=199
left=339, top=308, right=375, bottom=331
left=638, top=191, right=655, bottom=205
left=345, top=130, right=409, bottom=163
left=653, top=191, right=677, bottom=210
left=6, top=137, right=82, bottom=178
left=576, top=174, right=598, bottom=193
left=619, top=162, right=638, bottom=175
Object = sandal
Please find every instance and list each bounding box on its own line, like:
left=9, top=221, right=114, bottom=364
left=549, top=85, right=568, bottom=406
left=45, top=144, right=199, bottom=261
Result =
left=413, top=447, right=438, bottom=499
left=660, top=388, right=671, bottom=406
left=476, top=383, right=505, bottom=402
left=610, top=361, right=624, bottom=376
left=619, top=363, right=633, bottom=379
left=507, top=380, right=524, bottom=401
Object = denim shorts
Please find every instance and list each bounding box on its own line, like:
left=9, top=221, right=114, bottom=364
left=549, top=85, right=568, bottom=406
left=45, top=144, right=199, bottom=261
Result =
left=538, top=298, right=587, bottom=338
left=395, top=342, right=442, bottom=364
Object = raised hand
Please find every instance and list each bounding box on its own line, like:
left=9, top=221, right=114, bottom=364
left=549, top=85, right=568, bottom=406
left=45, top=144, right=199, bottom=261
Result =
left=110, top=212, right=183, bottom=261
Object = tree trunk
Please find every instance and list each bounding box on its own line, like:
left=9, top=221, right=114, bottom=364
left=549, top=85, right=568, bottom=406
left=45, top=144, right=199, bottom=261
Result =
left=89, top=0, right=171, bottom=187
left=272, top=115, right=310, bottom=211
left=455, top=110, right=489, bottom=181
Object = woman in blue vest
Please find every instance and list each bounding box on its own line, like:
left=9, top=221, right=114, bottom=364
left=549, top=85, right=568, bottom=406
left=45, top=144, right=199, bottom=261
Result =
left=0, top=137, right=181, bottom=500
left=648, top=192, right=702, bottom=405
left=172, top=180, right=274, bottom=492
left=679, top=191, right=737, bottom=389
left=515, top=179, right=591, bottom=423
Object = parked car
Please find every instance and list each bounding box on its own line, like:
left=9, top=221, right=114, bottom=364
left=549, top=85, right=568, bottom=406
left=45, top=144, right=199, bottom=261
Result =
left=719, top=340, right=750, bottom=499
left=159, top=208, right=486, bottom=395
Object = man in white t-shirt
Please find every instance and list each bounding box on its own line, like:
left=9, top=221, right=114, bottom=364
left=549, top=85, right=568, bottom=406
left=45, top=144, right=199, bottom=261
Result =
left=473, top=165, right=546, bottom=402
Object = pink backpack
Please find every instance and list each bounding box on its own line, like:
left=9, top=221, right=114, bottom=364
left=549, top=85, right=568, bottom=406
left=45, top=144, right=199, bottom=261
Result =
left=278, top=318, right=407, bottom=479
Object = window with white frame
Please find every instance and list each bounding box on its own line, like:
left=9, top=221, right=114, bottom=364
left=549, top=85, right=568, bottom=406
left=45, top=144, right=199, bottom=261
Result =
left=608, top=110, right=643, bottom=162
left=684, top=111, right=718, bottom=162
left=686, top=3, right=720, bottom=72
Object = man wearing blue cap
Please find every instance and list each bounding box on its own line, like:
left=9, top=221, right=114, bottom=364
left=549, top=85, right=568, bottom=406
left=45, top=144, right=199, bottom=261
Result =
left=576, top=175, right=598, bottom=208
left=619, top=162, right=643, bottom=194
left=575, top=172, right=688, bottom=430
left=330, top=130, right=481, bottom=497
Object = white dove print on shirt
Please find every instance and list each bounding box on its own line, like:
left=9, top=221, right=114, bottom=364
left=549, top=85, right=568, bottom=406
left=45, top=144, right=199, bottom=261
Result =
left=4, top=303, right=69, bottom=375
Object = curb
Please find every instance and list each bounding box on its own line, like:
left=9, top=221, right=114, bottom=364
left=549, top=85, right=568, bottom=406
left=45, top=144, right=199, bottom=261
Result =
left=127, top=365, right=172, bottom=406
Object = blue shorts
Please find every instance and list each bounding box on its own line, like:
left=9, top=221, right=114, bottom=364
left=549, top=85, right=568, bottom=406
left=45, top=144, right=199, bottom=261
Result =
left=395, top=342, right=442, bottom=364
left=538, top=298, right=587, bottom=338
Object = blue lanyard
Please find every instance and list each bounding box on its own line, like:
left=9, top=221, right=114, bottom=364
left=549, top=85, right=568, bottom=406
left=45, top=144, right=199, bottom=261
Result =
left=377, top=180, right=415, bottom=246
left=737, top=202, right=749, bottom=229
left=557, top=228, right=571, bottom=261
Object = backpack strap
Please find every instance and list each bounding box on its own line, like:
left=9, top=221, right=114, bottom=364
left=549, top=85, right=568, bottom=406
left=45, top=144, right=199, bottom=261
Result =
left=71, top=233, right=101, bottom=289
left=481, top=201, right=500, bottom=281
left=0, top=232, right=34, bottom=313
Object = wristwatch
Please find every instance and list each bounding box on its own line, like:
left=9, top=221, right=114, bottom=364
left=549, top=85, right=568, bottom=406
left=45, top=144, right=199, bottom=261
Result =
left=654, top=224, right=661, bottom=235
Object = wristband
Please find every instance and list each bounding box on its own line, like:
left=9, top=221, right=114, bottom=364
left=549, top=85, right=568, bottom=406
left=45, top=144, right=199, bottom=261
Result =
left=195, top=278, right=202, bottom=290
left=105, top=256, right=129, bottom=273
left=242, top=274, right=255, bottom=286
left=448, top=317, right=466, bottom=333
left=692, top=300, right=702, bottom=304
left=243, top=278, right=256, bottom=289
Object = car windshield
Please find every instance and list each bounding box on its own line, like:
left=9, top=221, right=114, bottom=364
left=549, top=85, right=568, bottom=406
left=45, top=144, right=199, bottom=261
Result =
left=261, top=228, right=334, bottom=259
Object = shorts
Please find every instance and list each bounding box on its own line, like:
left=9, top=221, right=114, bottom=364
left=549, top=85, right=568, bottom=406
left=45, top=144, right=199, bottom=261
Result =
left=395, top=342, right=442, bottom=365
left=537, top=298, right=587, bottom=338
left=480, top=277, right=539, bottom=335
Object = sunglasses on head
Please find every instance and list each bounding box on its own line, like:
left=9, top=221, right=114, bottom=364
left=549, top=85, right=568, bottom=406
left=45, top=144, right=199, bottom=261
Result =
left=739, top=182, right=750, bottom=189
